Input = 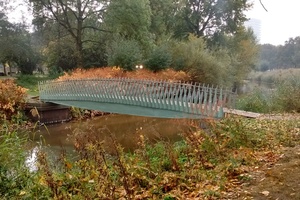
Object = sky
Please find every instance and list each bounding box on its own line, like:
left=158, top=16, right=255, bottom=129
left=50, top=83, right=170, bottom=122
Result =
left=246, top=0, right=300, bottom=45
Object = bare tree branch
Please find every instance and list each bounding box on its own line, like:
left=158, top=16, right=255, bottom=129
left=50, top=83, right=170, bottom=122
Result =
left=259, top=0, right=268, bottom=12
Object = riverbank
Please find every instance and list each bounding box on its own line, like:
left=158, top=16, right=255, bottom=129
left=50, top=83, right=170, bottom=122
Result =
left=1, top=110, right=299, bottom=199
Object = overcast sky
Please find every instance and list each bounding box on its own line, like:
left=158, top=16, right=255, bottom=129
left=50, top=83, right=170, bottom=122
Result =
left=246, top=0, right=300, bottom=45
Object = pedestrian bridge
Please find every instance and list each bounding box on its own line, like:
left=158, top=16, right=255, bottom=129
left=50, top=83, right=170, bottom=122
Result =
left=38, top=78, right=236, bottom=119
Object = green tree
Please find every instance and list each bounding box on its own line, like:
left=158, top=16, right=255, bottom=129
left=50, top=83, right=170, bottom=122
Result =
left=107, top=38, right=143, bottom=71
left=225, top=28, right=259, bottom=89
left=173, top=0, right=252, bottom=39
left=104, top=0, right=152, bottom=53
left=0, top=12, right=38, bottom=75
left=30, top=0, right=109, bottom=68
left=169, top=35, right=231, bottom=86
left=148, top=0, right=178, bottom=42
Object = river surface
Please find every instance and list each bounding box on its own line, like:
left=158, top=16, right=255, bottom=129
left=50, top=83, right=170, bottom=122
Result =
left=26, top=114, right=193, bottom=171
left=31, top=114, right=193, bottom=152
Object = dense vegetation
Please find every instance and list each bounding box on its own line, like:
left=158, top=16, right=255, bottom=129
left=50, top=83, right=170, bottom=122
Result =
left=236, top=69, right=300, bottom=113
left=257, top=37, right=300, bottom=71
left=1, top=0, right=257, bottom=88
left=1, top=110, right=299, bottom=199
left=0, top=0, right=299, bottom=198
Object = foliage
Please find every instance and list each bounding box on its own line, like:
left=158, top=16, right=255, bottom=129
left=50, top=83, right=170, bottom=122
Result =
left=44, top=38, right=77, bottom=71
left=3, top=117, right=298, bottom=199
left=148, top=0, right=177, bottom=42
left=173, top=0, right=252, bottom=39
left=236, top=88, right=272, bottom=113
left=237, top=73, right=300, bottom=113
left=257, top=36, right=300, bottom=71
left=249, top=68, right=300, bottom=84
left=0, top=125, right=37, bottom=198
left=105, top=0, right=152, bottom=52
left=48, top=66, right=64, bottom=79
left=107, top=39, right=143, bottom=71
left=30, top=0, right=109, bottom=68
left=56, top=67, right=190, bottom=82
left=0, top=79, right=27, bottom=121
left=273, top=77, right=300, bottom=113
left=0, top=12, right=38, bottom=75
left=15, top=74, right=52, bottom=95
left=169, top=35, right=231, bottom=86
left=215, top=28, right=259, bottom=89
left=144, top=45, right=172, bottom=72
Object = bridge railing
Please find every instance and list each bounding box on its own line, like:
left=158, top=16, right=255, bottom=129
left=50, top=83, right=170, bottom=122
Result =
left=39, top=78, right=236, bottom=118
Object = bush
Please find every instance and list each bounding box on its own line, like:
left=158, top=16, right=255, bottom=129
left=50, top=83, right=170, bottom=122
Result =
left=0, top=79, right=27, bottom=121
left=0, top=126, right=35, bottom=198
left=236, top=88, right=271, bottom=113
left=169, top=35, right=231, bottom=86
left=107, top=39, right=143, bottom=71
left=48, top=66, right=64, bottom=79
left=237, top=77, right=300, bottom=113
left=144, top=46, right=171, bottom=72
left=274, top=77, right=300, bottom=112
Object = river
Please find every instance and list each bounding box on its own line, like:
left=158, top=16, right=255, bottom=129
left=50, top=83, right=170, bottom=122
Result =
left=30, top=114, right=193, bottom=152
left=26, top=114, right=193, bottom=170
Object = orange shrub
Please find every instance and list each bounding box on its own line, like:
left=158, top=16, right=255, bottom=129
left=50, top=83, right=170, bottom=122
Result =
left=57, top=67, right=190, bottom=82
left=0, top=79, right=27, bottom=120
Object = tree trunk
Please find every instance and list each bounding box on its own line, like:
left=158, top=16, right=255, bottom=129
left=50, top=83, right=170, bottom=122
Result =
left=2, top=62, right=7, bottom=76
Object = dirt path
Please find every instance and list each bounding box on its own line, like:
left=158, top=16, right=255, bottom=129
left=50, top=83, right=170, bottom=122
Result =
left=237, top=145, right=300, bottom=200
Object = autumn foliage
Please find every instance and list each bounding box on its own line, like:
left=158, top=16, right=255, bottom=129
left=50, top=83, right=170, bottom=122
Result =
left=0, top=79, right=27, bottom=120
left=57, top=67, right=190, bottom=82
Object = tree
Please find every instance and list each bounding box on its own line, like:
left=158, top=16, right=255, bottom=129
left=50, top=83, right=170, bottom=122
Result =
left=0, top=12, right=38, bottom=74
left=148, top=0, right=178, bottom=42
left=225, top=27, right=259, bottom=89
left=173, top=0, right=252, bottom=39
left=30, top=0, right=109, bottom=68
left=280, top=37, right=300, bottom=68
left=104, top=0, right=152, bottom=53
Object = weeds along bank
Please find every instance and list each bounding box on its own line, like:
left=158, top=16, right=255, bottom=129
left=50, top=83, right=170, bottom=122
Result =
left=1, top=73, right=300, bottom=199
left=1, top=116, right=299, bottom=199
left=237, top=72, right=300, bottom=113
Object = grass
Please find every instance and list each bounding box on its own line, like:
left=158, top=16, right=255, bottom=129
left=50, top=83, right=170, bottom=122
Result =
left=248, top=68, right=300, bottom=83
left=15, top=74, right=53, bottom=96
left=237, top=68, right=300, bottom=113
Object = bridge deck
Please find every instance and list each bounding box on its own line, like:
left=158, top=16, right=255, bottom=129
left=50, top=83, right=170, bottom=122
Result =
left=39, top=78, right=236, bottom=119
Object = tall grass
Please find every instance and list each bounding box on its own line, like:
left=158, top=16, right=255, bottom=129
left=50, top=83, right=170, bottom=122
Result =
left=238, top=69, right=300, bottom=113
left=248, top=68, right=300, bottom=83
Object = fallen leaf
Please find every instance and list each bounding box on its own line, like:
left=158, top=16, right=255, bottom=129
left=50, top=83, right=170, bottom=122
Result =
left=261, top=190, right=270, bottom=196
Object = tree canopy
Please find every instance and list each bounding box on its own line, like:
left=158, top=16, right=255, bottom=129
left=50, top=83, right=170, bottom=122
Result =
left=0, top=11, right=38, bottom=74
left=0, top=0, right=261, bottom=87
left=257, top=37, right=300, bottom=71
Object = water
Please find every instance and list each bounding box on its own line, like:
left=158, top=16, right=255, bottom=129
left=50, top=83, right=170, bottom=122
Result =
left=30, top=114, right=192, bottom=151
left=26, top=114, right=192, bottom=170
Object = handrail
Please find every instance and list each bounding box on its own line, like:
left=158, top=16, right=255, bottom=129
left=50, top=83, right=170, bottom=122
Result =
left=39, top=78, right=236, bottom=119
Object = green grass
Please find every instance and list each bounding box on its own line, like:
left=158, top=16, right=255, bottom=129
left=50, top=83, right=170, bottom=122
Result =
left=15, top=74, right=53, bottom=96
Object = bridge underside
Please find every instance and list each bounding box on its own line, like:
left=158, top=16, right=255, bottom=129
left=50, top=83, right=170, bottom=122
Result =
left=47, top=100, right=222, bottom=119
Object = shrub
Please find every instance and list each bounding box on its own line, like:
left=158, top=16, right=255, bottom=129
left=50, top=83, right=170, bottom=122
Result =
left=0, top=79, right=27, bottom=121
left=144, top=46, right=171, bottom=72
left=274, top=77, right=300, bottom=112
left=236, top=88, right=271, bottom=113
left=169, top=35, right=231, bottom=86
left=107, top=39, right=143, bottom=71
left=0, top=126, right=36, bottom=198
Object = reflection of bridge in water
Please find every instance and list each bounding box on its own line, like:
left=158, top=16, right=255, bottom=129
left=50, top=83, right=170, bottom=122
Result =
left=38, top=78, right=236, bottom=119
